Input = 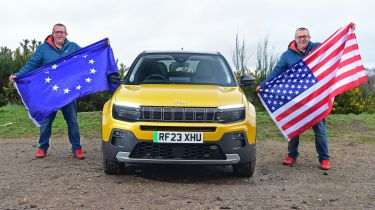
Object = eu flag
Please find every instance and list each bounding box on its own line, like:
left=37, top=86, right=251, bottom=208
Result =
left=14, top=38, right=118, bottom=126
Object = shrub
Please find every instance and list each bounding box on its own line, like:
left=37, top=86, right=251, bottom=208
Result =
left=77, top=91, right=114, bottom=112
left=331, top=80, right=375, bottom=114
left=2, top=82, right=22, bottom=105
left=332, top=88, right=364, bottom=114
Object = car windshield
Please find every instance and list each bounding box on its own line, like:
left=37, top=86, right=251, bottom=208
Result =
left=126, top=53, right=235, bottom=86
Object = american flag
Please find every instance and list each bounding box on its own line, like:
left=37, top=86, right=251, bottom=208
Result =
left=258, top=23, right=368, bottom=140
left=15, top=38, right=118, bottom=126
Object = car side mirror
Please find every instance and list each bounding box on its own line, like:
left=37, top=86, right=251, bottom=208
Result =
left=239, top=75, right=256, bottom=86
left=107, top=72, right=123, bottom=84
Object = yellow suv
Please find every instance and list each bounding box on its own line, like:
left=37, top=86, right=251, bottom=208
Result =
left=102, top=51, right=256, bottom=177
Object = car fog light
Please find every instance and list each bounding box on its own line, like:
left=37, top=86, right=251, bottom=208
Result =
left=230, top=132, right=246, bottom=148
left=112, top=130, right=132, bottom=138
left=111, top=130, right=133, bottom=146
left=232, top=132, right=245, bottom=140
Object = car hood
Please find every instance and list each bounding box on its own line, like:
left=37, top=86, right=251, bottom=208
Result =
left=113, top=84, right=245, bottom=107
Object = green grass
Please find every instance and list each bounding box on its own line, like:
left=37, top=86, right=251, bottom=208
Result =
left=256, top=112, right=284, bottom=141
left=256, top=111, right=375, bottom=144
left=0, top=105, right=101, bottom=139
left=1, top=105, right=374, bottom=144
left=326, top=113, right=375, bottom=144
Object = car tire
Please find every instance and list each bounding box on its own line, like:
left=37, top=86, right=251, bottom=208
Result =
left=103, top=159, right=124, bottom=175
left=233, top=161, right=256, bottom=177
left=101, top=149, right=124, bottom=175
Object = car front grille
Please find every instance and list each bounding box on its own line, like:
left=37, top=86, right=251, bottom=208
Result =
left=129, top=142, right=226, bottom=160
left=141, top=106, right=216, bottom=122
left=140, top=125, right=216, bottom=132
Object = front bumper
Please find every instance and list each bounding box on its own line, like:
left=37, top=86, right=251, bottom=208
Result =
left=102, top=129, right=256, bottom=165
left=116, top=152, right=241, bottom=164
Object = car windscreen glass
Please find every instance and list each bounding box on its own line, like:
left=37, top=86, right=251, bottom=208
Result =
left=126, top=53, right=235, bottom=86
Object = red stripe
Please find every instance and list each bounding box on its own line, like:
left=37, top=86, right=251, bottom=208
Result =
left=314, top=59, right=340, bottom=81
left=342, top=43, right=358, bottom=55
left=308, top=35, right=356, bottom=75
left=276, top=63, right=365, bottom=123
left=336, top=65, right=365, bottom=82
left=303, top=27, right=342, bottom=64
left=338, top=54, right=362, bottom=69
left=309, top=43, right=345, bottom=74
left=323, top=27, right=341, bottom=44
left=275, top=76, right=336, bottom=121
left=281, top=93, right=330, bottom=130
left=331, top=78, right=367, bottom=98
left=282, top=68, right=367, bottom=139
left=304, top=24, right=352, bottom=65
left=313, top=46, right=359, bottom=81
left=287, top=105, right=332, bottom=139
left=346, top=33, right=356, bottom=42
left=311, top=58, right=342, bottom=83
left=309, top=34, right=356, bottom=73
left=304, top=26, right=351, bottom=65
left=311, top=42, right=359, bottom=81
left=331, top=72, right=368, bottom=97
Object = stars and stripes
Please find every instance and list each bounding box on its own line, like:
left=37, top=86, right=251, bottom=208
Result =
left=259, top=23, right=368, bottom=140
left=260, top=61, right=317, bottom=112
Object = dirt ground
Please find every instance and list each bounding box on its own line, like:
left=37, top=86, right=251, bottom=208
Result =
left=0, top=136, right=374, bottom=210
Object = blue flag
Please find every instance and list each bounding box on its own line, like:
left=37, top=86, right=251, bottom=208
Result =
left=15, top=38, right=118, bottom=126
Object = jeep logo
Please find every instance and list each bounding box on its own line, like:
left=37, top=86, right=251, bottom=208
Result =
left=174, top=100, right=186, bottom=105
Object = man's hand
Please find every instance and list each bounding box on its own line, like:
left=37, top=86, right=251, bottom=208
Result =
left=8, top=75, right=16, bottom=83
left=256, top=86, right=261, bottom=93
left=351, top=22, right=356, bottom=31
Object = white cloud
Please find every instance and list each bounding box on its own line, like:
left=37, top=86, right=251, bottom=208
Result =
left=1, top=0, right=374, bottom=68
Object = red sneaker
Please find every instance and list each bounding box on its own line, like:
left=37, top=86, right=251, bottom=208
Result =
left=320, top=160, right=330, bottom=170
left=73, top=148, right=85, bottom=159
left=35, top=149, right=46, bottom=158
left=282, top=155, right=296, bottom=165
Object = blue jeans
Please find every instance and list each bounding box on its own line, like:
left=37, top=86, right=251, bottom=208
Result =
left=38, top=101, right=81, bottom=152
left=288, top=119, right=329, bottom=162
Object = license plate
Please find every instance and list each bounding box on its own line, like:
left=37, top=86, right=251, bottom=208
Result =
left=153, top=132, right=203, bottom=143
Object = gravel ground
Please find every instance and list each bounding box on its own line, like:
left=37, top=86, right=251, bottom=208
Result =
left=0, top=137, right=374, bottom=209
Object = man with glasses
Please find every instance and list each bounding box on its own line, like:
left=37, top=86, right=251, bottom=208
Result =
left=9, top=23, right=85, bottom=159
left=256, top=27, right=330, bottom=170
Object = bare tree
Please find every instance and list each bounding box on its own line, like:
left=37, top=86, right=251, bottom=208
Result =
left=232, top=33, right=249, bottom=75
left=254, top=37, right=279, bottom=81
left=233, top=36, right=280, bottom=110
left=115, top=59, right=129, bottom=79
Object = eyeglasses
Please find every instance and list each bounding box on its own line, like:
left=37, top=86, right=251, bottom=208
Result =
left=296, top=35, right=309, bottom=40
left=53, top=31, right=66, bottom=34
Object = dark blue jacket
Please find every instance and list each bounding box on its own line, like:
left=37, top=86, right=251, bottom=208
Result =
left=265, top=40, right=320, bottom=81
left=15, top=35, right=80, bottom=77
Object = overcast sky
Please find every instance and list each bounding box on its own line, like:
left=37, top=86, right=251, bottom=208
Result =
left=1, top=0, right=374, bottom=69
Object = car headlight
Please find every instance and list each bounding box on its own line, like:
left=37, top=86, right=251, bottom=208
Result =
left=215, top=105, right=245, bottom=123
left=112, top=104, right=141, bottom=122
